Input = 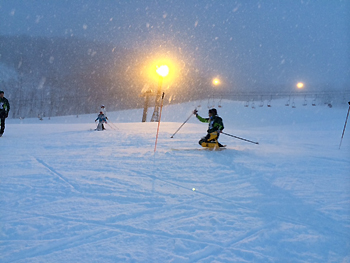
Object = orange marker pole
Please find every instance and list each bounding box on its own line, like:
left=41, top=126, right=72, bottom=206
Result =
left=154, top=92, right=165, bottom=153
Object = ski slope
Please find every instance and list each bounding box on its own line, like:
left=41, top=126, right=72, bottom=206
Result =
left=1, top=99, right=350, bottom=263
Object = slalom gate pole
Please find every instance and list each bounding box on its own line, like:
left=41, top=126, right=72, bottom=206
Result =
left=221, top=132, right=259, bottom=145
left=339, top=102, right=350, bottom=149
left=170, top=111, right=194, bottom=138
left=154, top=92, right=165, bottom=153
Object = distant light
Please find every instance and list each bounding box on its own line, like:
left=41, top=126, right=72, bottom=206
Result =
left=156, top=65, right=169, bottom=77
left=212, top=78, right=221, bottom=86
left=297, top=82, right=304, bottom=89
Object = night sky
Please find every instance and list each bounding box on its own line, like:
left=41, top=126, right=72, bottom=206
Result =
left=0, top=0, right=349, bottom=91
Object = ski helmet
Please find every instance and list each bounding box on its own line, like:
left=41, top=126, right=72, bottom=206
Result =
left=209, top=108, right=217, bottom=115
left=0, top=90, right=4, bottom=94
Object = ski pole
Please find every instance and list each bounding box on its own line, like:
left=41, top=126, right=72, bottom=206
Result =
left=170, top=111, right=195, bottom=138
left=107, top=121, right=118, bottom=130
left=106, top=123, right=116, bottom=130
left=339, top=101, right=350, bottom=149
left=221, top=132, right=259, bottom=145
left=154, top=92, right=165, bottom=153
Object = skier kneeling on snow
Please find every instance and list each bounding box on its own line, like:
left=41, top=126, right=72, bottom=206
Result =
left=193, top=108, right=225, bottom=148
left=95, top=111, right=107, bottom=131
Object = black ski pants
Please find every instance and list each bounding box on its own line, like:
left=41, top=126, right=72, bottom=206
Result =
left=0, top=112, right=7, bottom=135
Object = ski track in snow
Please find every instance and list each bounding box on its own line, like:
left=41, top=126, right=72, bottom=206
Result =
left=1, top=100, right=350, bottom=263
left=33, top=157, right=80, bottom=193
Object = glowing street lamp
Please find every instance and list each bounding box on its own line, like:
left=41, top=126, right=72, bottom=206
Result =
left=212, top=78, right=221, bottom=86
left=151, top=65, right=169, bottom=122
left=156, top=65, right=169, bottom=78
left=296, top=82, right=304, bottom=89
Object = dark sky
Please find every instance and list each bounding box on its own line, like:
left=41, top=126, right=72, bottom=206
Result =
left=0, top=0, right=349, bottom=90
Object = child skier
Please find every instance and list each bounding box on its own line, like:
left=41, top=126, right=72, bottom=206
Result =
left=100, top=105, right=108, bottom=130
left=95, top=111, right=107, bottom=131
left=193, top=108, right=225, bottom=148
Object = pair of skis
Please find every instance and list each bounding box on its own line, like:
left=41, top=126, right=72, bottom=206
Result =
left=93, top=121, right=118, bottom=131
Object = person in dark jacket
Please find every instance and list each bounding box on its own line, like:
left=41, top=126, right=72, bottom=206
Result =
left=193, top=108, right=225, bottom=148
left=0, top=90, right=10, bottom=137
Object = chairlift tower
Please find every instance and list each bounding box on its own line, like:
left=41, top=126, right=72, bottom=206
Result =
left=140, top=90, right=153, bottom=122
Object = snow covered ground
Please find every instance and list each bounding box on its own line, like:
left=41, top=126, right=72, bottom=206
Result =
left=1, top=99, right=350, bottom=263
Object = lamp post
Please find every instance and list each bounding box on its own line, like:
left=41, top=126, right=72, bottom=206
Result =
left=151, top=65, right=169, bottom=122
left=210, top=77, right=221, bottom=108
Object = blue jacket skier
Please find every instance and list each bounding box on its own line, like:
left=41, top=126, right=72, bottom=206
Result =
left=95, top=112, right=107, bottom=131
left=100, top=105, right=108, bottom=130
left=0, top=90, right=10, bottom=137
left=194, top=108, right=225, bottom=148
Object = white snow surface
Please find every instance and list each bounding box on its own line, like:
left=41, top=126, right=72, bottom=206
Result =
left=1, top=99, right=350, bottom=263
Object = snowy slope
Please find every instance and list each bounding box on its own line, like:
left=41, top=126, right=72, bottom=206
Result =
left=1, top=99, right=350, bottom=263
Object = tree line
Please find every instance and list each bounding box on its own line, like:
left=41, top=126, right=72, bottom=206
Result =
left=0, top=35, right=213, bottom=119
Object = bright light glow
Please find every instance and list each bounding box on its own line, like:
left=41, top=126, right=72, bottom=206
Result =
left=297, top=82, right=304, bottom=89
left=212, top=78, right=221, bottom=86
left=156, top=65, right=169, bottom=78
left=141, top=55, right=181, bottom=90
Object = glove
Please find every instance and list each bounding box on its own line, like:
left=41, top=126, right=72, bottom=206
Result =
left=95, top=120, right=97, bottom=122
left=5, top=112, right=8, bottom=118
left=106, top=117, right=108, bottom=120
left=348, top=101, right=350, bottom=106
left=217, top=130, right=222, bottom=134
left=193, top=109, right=198, bottom=115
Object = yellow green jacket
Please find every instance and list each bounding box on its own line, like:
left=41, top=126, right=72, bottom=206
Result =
left=196, top=114, right=224, bottom=133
